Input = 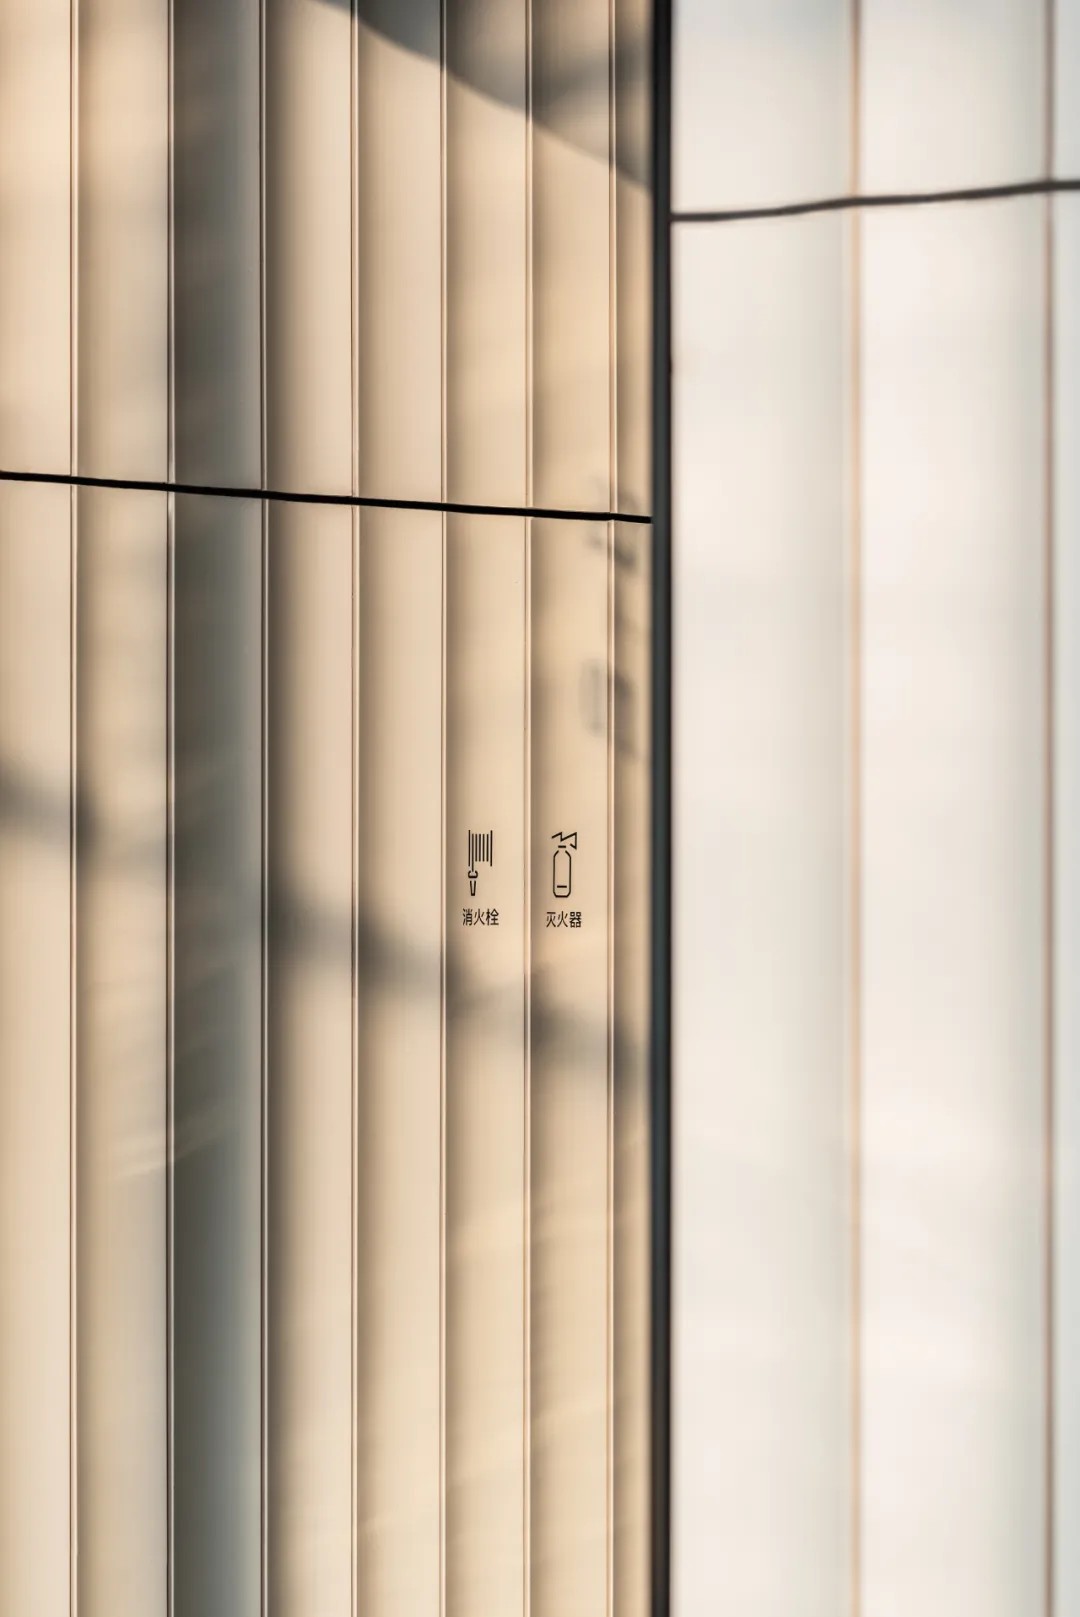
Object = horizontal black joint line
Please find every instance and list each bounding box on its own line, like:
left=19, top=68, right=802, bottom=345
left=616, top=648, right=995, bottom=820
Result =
left=0, top=467, right=652, bottom=526
left=673, top=174, right=1080, bottom=224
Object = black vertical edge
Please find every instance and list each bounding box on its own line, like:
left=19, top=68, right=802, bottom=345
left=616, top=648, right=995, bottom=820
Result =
left=648, top=0, right=673, bottom=1615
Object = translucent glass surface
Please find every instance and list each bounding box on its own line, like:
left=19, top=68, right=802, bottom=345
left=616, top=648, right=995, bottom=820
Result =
left=1060, top=0, right=1080, bottom=175
left=860, top=198, right=1047, bottom=1617
left=673, top=0, right=852, bottom=213
left=673, top=215, right=855, bottom=1617
left=673, top=190, right=1065, bottom=1617
left=860, top=0, right=1045, bottom=194
left=1055, top=193, right=1080, bottom=1616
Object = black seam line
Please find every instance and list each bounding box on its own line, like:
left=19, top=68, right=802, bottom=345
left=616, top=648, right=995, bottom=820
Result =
left=674, top=174, right=1080, bottom=224
left=0, top=466, right=651, bottom=526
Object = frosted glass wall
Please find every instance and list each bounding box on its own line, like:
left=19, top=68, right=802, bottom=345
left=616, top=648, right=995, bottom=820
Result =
left=673, top=4, right=1078, bottom=1615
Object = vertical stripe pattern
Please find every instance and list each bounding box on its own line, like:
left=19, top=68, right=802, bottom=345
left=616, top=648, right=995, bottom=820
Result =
left=0, top=9, right=653, bottom=1617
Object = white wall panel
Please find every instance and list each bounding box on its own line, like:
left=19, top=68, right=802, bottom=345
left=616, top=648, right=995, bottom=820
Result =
left=861, top=1, right=1045, bottom=194
left=672, top=213, right=854, bottom=1617
left=673, top=0, right=852, bottom=214
left=1054, top=193, right=1080, bottom=1617
left=860, top=197, right=1047, bottom=1617
left=1059, top=0, right=1080, bottom=175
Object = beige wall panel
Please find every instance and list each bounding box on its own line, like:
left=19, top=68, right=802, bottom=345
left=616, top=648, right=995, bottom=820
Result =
left=445, top=515, right=527, bottom=1617
left=529, top=518, right=611, bottom=1617
left=354, top=510, right=443, bottom=1617
left=445, top=0, right=527, bottom=508
left=266, top=501, right=354, bottom=1617
left=532, top=2, right=612, bottom=512
left=861, top=198, right=1047, bottom=1617
left=0, top=483, right=72, bottom=1617
left=172, top=495, right=263, bottom=1617
left=75, top=486, right=168, bottom=1617
left=76, top=0, right=169, bottom=481
left=172, top=0, right=262, bottom=488
left=614, top=0, right=651, bottom=516
left=0, top=0, right=70, bottom=471
left=672, top=215, right=853, bottom=1617
left=355, top=1, right=443, bottom=502
left=612, top=520, right=650, bottom=1617
left=265, top=0, right=353, bottom=495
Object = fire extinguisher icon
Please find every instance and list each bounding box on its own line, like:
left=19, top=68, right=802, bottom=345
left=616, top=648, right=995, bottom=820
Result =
left=551, top=831, right=577, bottom=898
